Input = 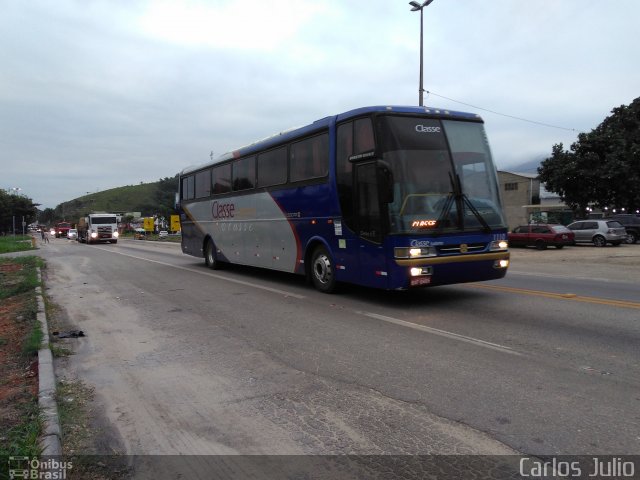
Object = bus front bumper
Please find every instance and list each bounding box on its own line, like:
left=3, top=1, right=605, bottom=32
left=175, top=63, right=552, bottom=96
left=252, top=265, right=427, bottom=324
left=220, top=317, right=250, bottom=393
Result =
left=394, top=251, right=510, bottom=288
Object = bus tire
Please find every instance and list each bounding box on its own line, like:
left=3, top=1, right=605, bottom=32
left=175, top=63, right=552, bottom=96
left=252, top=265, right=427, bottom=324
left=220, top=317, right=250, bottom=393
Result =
left=204, top=239, right=220, bottom=270
left=311, top=246, right=337, bottom=293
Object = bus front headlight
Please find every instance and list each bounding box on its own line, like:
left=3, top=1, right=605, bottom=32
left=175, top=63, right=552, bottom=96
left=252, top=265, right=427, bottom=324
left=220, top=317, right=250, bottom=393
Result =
left=490, top=240, right=508, bottom=251
left=410, top=266, right=432, bottom=276
left=395, top=247, right=435, bottom=259
left=113, top=231, right=119, bottom=238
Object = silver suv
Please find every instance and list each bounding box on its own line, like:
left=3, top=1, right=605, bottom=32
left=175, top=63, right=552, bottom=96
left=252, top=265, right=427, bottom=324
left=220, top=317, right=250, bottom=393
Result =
left=567, top=220, right=627, bottom=247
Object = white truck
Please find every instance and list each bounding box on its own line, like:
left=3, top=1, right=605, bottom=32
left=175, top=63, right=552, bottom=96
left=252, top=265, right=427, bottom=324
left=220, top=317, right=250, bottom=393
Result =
left=77, top=213, right=119, bottom=244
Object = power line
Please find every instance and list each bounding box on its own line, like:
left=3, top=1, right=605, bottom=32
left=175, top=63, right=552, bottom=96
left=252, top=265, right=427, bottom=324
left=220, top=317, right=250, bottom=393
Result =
left=426, top=91, right=578, bottom=132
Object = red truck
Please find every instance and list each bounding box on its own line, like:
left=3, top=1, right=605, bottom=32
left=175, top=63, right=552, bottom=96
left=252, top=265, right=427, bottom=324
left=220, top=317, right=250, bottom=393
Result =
left=54, top=222, right=72, bottom=238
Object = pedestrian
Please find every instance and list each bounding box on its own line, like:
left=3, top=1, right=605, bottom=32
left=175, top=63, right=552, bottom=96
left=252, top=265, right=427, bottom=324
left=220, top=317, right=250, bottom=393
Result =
left=40, top=229, right=49, bottom=244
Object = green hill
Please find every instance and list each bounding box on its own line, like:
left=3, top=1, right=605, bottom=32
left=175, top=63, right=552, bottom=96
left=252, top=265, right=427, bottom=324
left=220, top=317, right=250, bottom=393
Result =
left=45, top=176, right=178, bottom=224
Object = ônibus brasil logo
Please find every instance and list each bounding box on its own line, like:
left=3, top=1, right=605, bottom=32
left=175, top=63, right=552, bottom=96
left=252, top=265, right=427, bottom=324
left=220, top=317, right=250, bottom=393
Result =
left=8, top=457, right=73, bottom=479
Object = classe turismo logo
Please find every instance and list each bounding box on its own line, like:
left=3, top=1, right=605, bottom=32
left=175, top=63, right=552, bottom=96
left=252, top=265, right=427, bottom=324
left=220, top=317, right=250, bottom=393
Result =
left=211, top=201, right=235, bottom=219
left=415, top=125, right=441, bottom=133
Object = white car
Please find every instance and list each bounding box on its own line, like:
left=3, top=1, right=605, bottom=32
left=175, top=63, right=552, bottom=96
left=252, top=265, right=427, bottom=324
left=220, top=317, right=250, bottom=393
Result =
left=67, top=228, right=78, bottom=240
left=158, top=230, right=169, bottom=239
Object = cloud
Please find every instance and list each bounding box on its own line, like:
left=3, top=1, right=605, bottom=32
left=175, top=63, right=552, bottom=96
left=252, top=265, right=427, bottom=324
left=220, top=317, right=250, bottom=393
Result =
left=135, top=0, right=329, bottom=51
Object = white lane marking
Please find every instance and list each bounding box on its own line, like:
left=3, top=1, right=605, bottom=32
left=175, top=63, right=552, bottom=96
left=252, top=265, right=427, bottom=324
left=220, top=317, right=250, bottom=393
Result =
left=357, top=311, right=522, bottom=356
left=92, top=246, right=306, bottom=299
left=95, top=245, right=517, bottom=353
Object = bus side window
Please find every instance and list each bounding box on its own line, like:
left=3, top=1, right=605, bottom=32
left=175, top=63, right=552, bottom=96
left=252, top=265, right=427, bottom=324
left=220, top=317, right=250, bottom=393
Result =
left=195, top=169, right=211, bottom=198
left=290, top=141, right=308, bottom=182
left=312, top=133, right=329, bottom=178
left=233, top=156, right=256, bottom=191
left=257, top=146, right=287, bottom=187
left=212, top=164, right=232, bottom=194
left=354, top=117, right=374, bottom=153
left=182, top=176, right=195, bottom=200
left=290, top=134, right=328, bottom=182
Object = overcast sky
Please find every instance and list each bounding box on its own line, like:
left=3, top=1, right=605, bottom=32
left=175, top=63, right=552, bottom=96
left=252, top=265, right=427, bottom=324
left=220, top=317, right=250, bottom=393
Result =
left=2, top=0, right=639, bottom=209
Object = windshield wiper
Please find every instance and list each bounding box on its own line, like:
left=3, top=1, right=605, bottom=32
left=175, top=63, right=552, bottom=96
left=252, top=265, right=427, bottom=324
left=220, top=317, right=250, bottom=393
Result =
left=431, top=191, right=455, bottom=236
left=462, top=193, right=491, bottom=233
left=432, top=172, right=491, bottom=234
left=452, top=172, right=491, bottom=233
left=429, top=172, right=457, bottom=236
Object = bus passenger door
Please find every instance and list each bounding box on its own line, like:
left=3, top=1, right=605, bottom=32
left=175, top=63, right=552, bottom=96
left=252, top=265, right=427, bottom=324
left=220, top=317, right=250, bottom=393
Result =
left=354, top=162, right=389, bottom=288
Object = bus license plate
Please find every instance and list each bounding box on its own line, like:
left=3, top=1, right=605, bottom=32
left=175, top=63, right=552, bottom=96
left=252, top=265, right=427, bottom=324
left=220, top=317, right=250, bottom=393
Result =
left=411, top=276, right=432, bottom=287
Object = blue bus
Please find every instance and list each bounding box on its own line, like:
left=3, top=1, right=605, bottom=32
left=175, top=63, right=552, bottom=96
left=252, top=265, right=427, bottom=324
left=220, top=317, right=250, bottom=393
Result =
left=177, top=105, right=509, bottom=292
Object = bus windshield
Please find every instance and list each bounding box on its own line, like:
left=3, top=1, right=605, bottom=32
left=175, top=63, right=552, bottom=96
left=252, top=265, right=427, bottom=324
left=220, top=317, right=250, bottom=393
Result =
left=377, top=115, right=507, bottom=235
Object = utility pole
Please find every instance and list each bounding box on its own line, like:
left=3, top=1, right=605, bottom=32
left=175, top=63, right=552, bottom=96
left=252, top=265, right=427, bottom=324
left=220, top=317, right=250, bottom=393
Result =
left=409, top=0, right=435, bottom=106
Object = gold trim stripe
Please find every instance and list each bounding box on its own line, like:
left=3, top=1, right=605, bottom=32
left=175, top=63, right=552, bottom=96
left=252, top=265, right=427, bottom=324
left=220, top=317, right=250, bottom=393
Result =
left=395, top=252, right=509, bottom=266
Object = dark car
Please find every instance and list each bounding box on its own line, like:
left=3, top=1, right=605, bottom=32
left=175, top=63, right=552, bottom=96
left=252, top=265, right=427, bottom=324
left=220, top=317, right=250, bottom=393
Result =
left=509, top=224, right=575, bottom=249
left=607, top=214, right=640, bottom=244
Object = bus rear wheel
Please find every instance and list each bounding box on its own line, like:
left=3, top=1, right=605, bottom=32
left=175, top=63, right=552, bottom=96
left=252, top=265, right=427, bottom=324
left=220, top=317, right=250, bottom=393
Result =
left=204, top=239, right=220, bottom=270
left=311, top=246, right=336, bottom=293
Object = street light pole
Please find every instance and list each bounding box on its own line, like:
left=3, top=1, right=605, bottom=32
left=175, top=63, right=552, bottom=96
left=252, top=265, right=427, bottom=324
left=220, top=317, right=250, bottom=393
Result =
left=9, top=187, right=22, bottom=236
left=409, top=0, right=435, bottom=106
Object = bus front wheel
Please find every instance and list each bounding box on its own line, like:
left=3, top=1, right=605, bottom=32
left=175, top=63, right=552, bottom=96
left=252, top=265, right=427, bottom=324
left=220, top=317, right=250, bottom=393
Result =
left=311, top=246, right=336, bottom=293
left=204, top=239, right=220, bottom=270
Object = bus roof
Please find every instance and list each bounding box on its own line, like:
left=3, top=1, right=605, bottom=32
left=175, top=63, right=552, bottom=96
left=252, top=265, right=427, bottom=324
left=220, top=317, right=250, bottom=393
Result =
left=180, top=105, right=483, bottom=175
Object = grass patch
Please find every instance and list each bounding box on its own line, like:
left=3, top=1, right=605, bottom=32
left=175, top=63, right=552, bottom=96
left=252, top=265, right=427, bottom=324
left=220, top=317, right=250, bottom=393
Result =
left=0, top=400, right=42, bottom=457
left=21, top=321, right=43, bottom=358
left=0, top=256, right=42, bottom=300
left=0, top=255, right=43, bottom=457
left=0, top=235, right=36, bottom=254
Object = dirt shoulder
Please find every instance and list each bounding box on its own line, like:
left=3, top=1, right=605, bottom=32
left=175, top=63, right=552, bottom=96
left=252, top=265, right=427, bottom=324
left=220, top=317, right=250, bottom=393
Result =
left=507, top=243, right=639, bottom=283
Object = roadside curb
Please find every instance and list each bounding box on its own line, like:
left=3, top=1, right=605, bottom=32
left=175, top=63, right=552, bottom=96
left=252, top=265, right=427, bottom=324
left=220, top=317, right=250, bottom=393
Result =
left=36, top=268, right=63, bottom=456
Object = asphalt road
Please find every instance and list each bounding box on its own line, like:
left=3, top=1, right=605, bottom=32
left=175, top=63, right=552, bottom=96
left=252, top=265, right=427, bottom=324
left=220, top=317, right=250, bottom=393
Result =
left=38, top=238, right=639, bottom=466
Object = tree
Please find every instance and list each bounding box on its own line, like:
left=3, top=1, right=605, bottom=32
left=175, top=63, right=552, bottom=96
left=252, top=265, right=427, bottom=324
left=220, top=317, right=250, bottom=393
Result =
left=538, top=97, right=640, bottom=215
left=0, top=190, right=38, bottom=234
left=39, top=208, right=56, bottom=226
left=154, top=175, right=179, bottom=220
